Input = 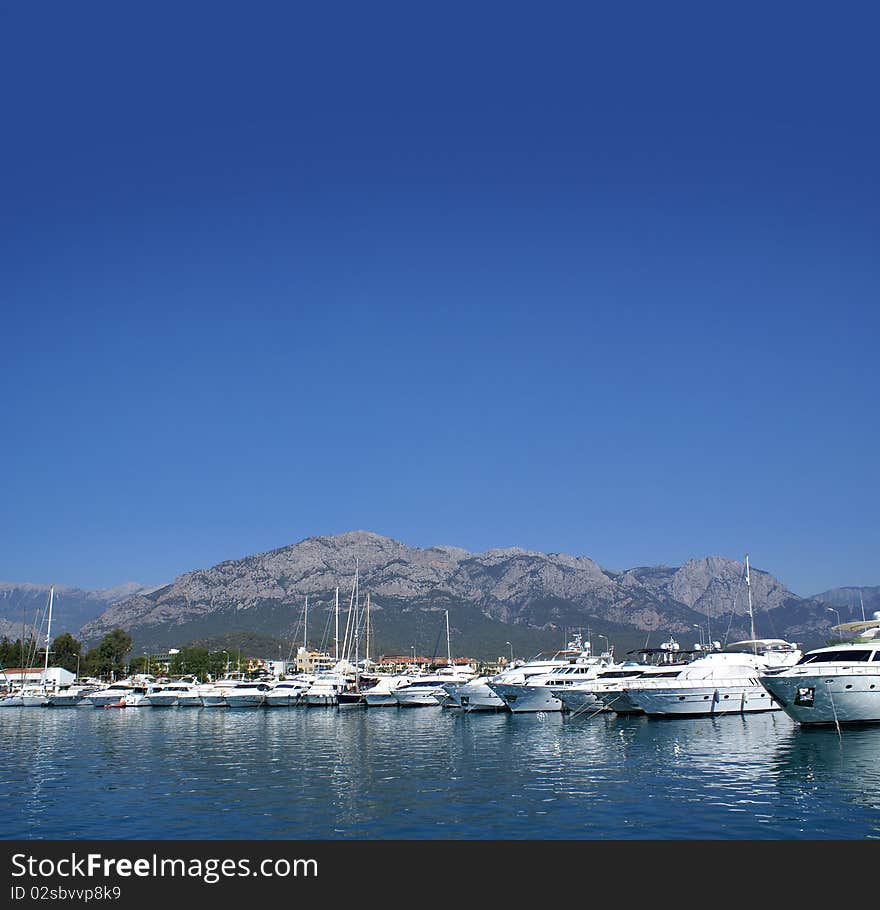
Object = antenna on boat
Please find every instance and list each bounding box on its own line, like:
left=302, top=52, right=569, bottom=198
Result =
left=860, top=591, right=866, bottom=623
left=745, top=554, right=757, bottom=655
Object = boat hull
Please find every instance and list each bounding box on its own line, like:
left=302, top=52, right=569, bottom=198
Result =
left=392, top=688, right=442, bottom=707
left=556, top=688, right=602, bottom=714
left=625, top=682, right=780, bottom=716
left=760, top=670, right=880, bottom=725
left=487, top=682, right=563, bottom=713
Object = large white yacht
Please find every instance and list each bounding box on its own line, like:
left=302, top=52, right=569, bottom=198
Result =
left=392, top=666, right=475, bottom=707
left=561, top=641, right=699, bottom=715
left=224, top=681, right=270, bottom=707
left=84, top=678, right=155, bottom=708
left=143, top=680, right=202, bottom=707
left=620, top=639, right=801, bottom=717
left=442, top=641, right=592, bottom=712
left=305, top=664, right=356, bottom=707
left=198, top=676, right=268, bottom=708
left=46, top=683, right=104, bottom=707
left=487, top=643, right=614, bottom=713
left=594, top=662, right=694, bottom=715
left=362, top=674, right=417, bottom=707
left=265, top=675, right=314, bottom=707
left=759, top=618, right=880, bottom=726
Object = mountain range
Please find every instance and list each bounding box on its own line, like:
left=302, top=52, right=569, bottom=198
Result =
left=36, top=531, right=870, bottom=659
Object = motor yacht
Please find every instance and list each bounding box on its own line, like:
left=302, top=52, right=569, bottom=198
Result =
left=305, top=665, right=356, bottom=707
left=562, top=641, right=699, bottom=715
left=620, top=639, right=801, bottom=717
left=759, top=620, right=880, bottom=726
left=46, top=683, right=104, bottom=707
left=265, top=675, right=314, bottom=707
left=0, top=685, right=51, bottom=707
left=487, top=644, right=614, bottom=713
left=594, top=662, right=694, bottom=715
left=143, top=680, right=203, bottom=707
left=84, top=680, right=153, bottom=708
left=392, top=666, right=476, bottom=707
left=362, top=674, right=416, bottom=707
left=223, top=681, right=270, bottom=707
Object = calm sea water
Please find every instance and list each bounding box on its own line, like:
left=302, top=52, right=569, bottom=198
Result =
left=2, top=706, right=879, bottom=839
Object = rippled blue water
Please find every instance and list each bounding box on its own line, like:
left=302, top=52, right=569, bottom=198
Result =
left=2, top=706, right=879, bottom=839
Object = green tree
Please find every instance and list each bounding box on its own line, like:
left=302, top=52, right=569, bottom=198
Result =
left=128, top=655, right=149, bottom=675
left=49, top=632, right=82, bottom=675
left=83, top=628, right=133, bottom=679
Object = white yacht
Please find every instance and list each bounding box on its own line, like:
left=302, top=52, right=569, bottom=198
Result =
left=84, top=680, right=154, bottom=708
left=556, top=663, right=657, bottom=714
left=0, top=685, right=51, bottom=707
left=562, top=641, right=699, bottom=715
left=621, top=639, right=801, bottom=717
left=265, top=676, right=314, bottom=707
left=759, top=620, right=880, bottom=726
left=362, top=674, right=416, bottom=707
left=446, top=652, right=582, bottom=712
left=488, top=645, right=614, bottom=713
left=305, top=666, right=355, bottom=707
left=46, top=683, right=104, bottom=707
left=143, top=680, right=202, bottom=707
left=594, top=662, right=694, bottom=715
left=224, top=681, right=270, bottom=707
left=392, top=666, right=475, bottom=707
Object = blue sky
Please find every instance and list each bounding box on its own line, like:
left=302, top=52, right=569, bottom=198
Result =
left=2, top=3, right=878, bottom=596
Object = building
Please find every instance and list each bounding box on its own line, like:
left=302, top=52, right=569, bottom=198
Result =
left=294, top=647, right=336, bottom=674
left=0, top=667, right=75, bottom=691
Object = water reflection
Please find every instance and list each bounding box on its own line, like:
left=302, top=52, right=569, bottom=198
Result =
left=1, top=707, right=879, bottom=839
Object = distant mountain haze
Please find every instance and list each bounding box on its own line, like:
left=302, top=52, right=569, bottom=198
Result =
left=61, top=531, right=869, bottom=658
left=0, top=582, right=156, bottom=642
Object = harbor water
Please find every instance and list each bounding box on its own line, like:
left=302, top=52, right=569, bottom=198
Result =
left=2, top=707, right=879, bottom=839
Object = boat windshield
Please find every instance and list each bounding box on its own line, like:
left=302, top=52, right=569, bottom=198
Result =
left=797, top=649, right=878, bottom=664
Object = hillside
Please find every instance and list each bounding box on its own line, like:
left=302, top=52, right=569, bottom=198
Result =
left=78, top=531, right=840, bottom=658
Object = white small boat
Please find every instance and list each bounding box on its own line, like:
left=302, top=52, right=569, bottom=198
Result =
left=265, top=676, right=314, bottom=707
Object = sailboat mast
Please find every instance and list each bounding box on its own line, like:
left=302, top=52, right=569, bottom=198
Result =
left=745, top=554, right=757, bottom=654
left=44, top=586, right=54, bottom=674
left=354, top=559, right=360, bottom=686
left=365, top=593, right=370, bottom=665
left=335, top=587, right=339, bottom=662
left=304, top=596, right=308, bottom=652
left=446, top=610, right=452, bottom=668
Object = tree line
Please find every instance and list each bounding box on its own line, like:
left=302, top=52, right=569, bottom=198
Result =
left=0, top=629, right=254, bottom=682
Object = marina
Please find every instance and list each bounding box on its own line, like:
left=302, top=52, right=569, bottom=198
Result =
left=3, top=702, right=880, bottom=840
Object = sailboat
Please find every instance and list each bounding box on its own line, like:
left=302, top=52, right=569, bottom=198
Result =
left=0, top=586, right=56, bottom=707
left=305, top=567, right=359, bottom=706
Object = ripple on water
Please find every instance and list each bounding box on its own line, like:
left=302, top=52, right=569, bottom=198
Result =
left=1, top=708, right=880, bottom=838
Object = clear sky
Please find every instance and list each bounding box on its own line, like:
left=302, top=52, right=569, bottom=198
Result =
left=2, top=3, right=878, bottom=596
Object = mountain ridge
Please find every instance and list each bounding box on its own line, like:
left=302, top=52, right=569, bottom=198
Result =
left=73, top=531, right=858, bottom=657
